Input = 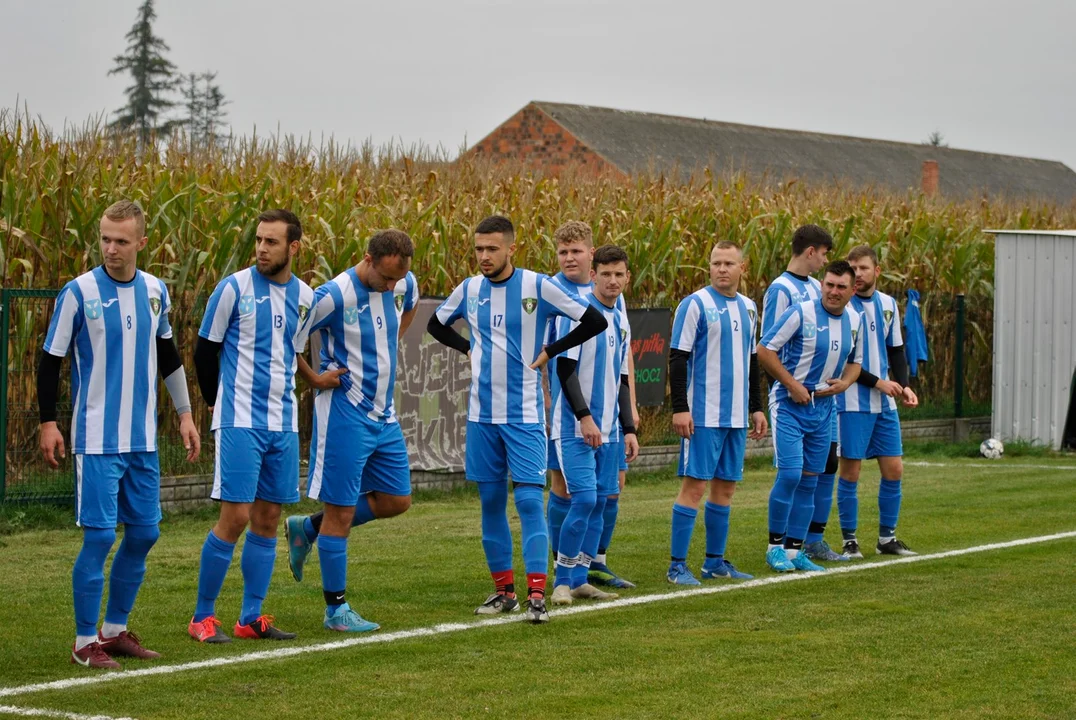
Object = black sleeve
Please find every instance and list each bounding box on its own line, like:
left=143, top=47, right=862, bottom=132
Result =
left=856, top=370, right=880, bottom=388
left=888, top=344, right=910, bottom=387
left=618, top=374, right=636, bottom=435
left=193, top=336, right=223, bottom=406
left=545, top=306, right=608, bottom=358
left=37, top=351, right=63, bottom=424
left=749, top=354, right=763, bottom=415
left=555, top=357, right=591, bottom=420
left=157, top=336, right=183, bottom=378
left=426, top=314, right=470, bottom=356
left=669, top=349, right=690, bottom=414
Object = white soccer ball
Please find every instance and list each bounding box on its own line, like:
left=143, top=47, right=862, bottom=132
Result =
left=979, top=438, right=1004, bottom=460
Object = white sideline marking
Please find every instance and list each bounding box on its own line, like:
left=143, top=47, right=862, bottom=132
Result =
left=0, top=705, right=135, bottom=720
left=1, top=530, right=1074, bottom=700
left=906, top=461, right=1076, bottom=470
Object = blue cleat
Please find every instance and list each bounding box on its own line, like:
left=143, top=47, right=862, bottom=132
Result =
left=766, top=546, right=795, bottom=573
left=324, top=603, right=380, bottom=633
left=803, top=540, right=851, bottom=562
left=701, top=559, right=754, bottom=580
left=666, top=562, right=701, bottom=586
left=790, top=552, right=826, bottom=572
left=284, top=515, right=313, bottom=582
left=588, top=561, right=637, bottom=589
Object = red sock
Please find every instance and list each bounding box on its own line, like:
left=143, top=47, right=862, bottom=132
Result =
left=491, top=569, right=515, bottom=597
left=526, top=573, right=547, bottom=599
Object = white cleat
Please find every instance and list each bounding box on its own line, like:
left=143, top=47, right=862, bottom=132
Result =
left=550, top=584, right=574, bottom=606
left=570, top=583, right=619, bottom=601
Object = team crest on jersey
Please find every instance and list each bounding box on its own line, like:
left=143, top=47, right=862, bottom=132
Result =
left=298, top=305, right=309, bottom=323
left=792, top=292, right=808, bottom=303
left=748, top=307, right=757, bottom=325
left=149, top=298, right=161, bottom=316
left=238, top=295, right=255, bottom=315
left=85, top=299, right=102, bottom=320
left=883, top=309, right=893, bottom=324
left=522, top=297, right=537, bottom=314
left=803, top=322, right=817, bottom=339
left=705, top=308, right=719, bottom=323
left=343, top=307, right=359, bottom=325
left=620, top=328, right=628, bottom=342
left=395, top=294, right=404, bottom=312
left=851, top=328, right=859, bottom=344
left=467, top=297, right=478, bottom=315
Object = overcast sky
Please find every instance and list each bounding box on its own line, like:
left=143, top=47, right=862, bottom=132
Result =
left=3, top=0, right=1075, bottom=169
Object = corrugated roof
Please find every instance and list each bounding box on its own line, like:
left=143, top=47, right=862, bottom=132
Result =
left=533, top=101, right=1076, bottom=203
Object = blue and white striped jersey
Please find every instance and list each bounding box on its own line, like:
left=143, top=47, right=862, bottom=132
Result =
left=436, top=268, right=589, bottom=424
left=549, top=293, right=631, bottom=442
left=309, top=269, right=419, bottom=423
left=43, top=266, right=172, bottom=454
left=671, top=287, right=758, bottom=428
left=762, top=272, right=821, bottom=334
left=543, top=272, right=627, bottom=384
left=760, top=299, right=864, bottom=406
left=839, top=290, right=903, bottom=413
left=199, top=267, right=315, bottom=433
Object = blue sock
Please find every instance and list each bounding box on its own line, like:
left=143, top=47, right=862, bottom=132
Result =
left=878, top=478, right=902, bottom=537
left=786, top=473, right=818, bottom=542
left=837, top=478, right=859, bottom=539
left=572, top=494, right=607, bottom=588
left=555, top=489, right=596, bottom=587
left=546, top=492, right=571, bottom=557
left=703, top=502, right=731, bottom=566
left=351, top=494, right=377, bottom=527
left=105, top=523, right=159, bottom=626
left=670, top=503, right=697, bottom=563
left=302, top=516, right=317, bottom=543
left=806, top=473, right=835, bottom=544
left=73, top=527, right=116, bottom=636
left=478, top=481, right=512, bottom=573
left=194, top=530, right=235, bottom=622
left=513, top=484, right=548, bottom=576
left=317, top=534, right=348, bottom=612
left=239, top=531, right=277, bottom=626
left=598, top=495, right=619, bottom=554
left=768, top=467, right=802, bottom=539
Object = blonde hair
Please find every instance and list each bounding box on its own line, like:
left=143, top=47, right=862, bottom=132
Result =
left=103, top=200, right=146, bottom=239
left=553, top=220, right=592, bottom=247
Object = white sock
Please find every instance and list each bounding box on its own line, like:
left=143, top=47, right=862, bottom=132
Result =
left=595, top=553, right=607, bottom=565
left=100, top=622, right=126, bottom=639
left=784, top=548, right=800, bottom=559
left=879, top=535, right=895, bottom=543
left=767, top=543, right=782, bottom=551
left=75, top=634, right=98, bottom=651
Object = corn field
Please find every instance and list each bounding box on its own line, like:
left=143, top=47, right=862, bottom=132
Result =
left=2, top=109, right=1075, bottom=484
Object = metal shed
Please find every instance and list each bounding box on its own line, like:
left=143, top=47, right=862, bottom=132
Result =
left=990, top=230, right=1076, bottom=449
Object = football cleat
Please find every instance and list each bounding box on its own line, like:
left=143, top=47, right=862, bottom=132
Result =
left=525, top=597, right=550, bottom=624
left=766, top=546, right=795, bottom=573
left=550, top=585, right=573, bottom=606
left=569, top=583, right=618, bottom=601
left=666, top=562, right=701, bottom=586
left=98, top=630, right=161, bottom=659
left=803, top=540, right=851, bottom=562
left=877, top=538, right=918, bottom=556
left=790, top=552, right=826, bottom=572
left=324, top=603, right=380, bottom=633
left=233, top=615, right=297, bottom=640
left=587, top=561, right=637, bottom=589
left=474, top=593, right=520, bottom=615
left=701, top=559, right=753, bottom=580
left=842, top=539, right=864, bottom=559
left=70, top=642, right=121, bottom=670
left=284, top=515, right=313, bottom=582
left=188, top=616, right=231, bottom=644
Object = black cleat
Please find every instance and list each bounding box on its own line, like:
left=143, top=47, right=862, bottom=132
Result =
left=842, top=539, right=864, bottom=559
left=877, top=538, right=917, bottom=556
left=524, top=598, right=549, bottom=624
left=474, top=593, right=520, bottom=615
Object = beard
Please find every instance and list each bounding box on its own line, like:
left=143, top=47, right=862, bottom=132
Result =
left=481, top=260, right=509, bottom=279
left=258, top=256, right=289, bottom=277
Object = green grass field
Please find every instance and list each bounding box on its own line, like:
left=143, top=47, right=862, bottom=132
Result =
left=1, top=452, right=1075, bottom=719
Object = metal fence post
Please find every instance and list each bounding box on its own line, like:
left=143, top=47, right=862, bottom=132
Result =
left=954, top=293, right=965, bottom=419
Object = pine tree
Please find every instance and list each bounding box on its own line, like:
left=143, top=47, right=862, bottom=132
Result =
left=109, top=0, right=178, bottom=144
left=181, top=71, right=229, bottom=148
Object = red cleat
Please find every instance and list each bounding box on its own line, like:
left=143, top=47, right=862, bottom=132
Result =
left=188, top=616, right=231, bottom=644
left=70, top=642, right=121, bottom=670
left=233, top=615, right=296, bottom=640
left=98, top=630, right=161, bottom=659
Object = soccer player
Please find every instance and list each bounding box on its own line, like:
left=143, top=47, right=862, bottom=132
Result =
left=834, top=245, right=919, bottom=557
left=666, top=241, right=768, bottom=585
left=757, top=260, right=863, bottom=573
left=427, top=215, right=607, bottom=623
left=548, top=244, right=639, bottom=605
left=544, top=221, right=638, bottom=590
left=39, top=200, right=201, bottom=669
left=188, top=209, right=315, bottom=643
left=283, top=230, right=419, bottom=632
left=762, top=224, right=849, bottom=564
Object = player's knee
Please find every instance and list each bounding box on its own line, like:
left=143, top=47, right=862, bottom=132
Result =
left=122, top=523, right=160, bottom=553
left=512, top=484, right=545, bottom=516
left=372, top=493, right=411, bottom=518
left=839, top=461, right=861, bottom=482
left=879, top=457, right=903, bottom=480
left=709, top=480, right=736, bottom=504
left=83, top=526, right=117, bottom=551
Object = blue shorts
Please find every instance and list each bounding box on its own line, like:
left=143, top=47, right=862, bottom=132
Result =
left=550, top=436, right=628, bottom=474
left=213, top=428, right=299, bottom=504
left=678, top=427, right=746, bottom=482
left=770, top=399, right=834, bottom=474
left=466, top=421, right=546, bottom=486
left=75, top=452, right=160, bottom=528
left=555, top=438, right=621, bottom=495
left=308, top=390, right=411, bottom=506
left=838, top=410, right=903, bottom=460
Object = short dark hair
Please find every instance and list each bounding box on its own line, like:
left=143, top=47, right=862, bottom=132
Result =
left=846, top=244, right=879, bottom=266
left=593, top=244, right=629, bottom=271
left=475, top=215, right=515, bottom=239
left=824, top=260, right=855, bottom=282
left=257, top=209, right=303, bottom=243
left=367, top=229, right=414, bottom=261
left=713, top=239, right=743, bottom=255
left=791, top=224, right=833, bottom=256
